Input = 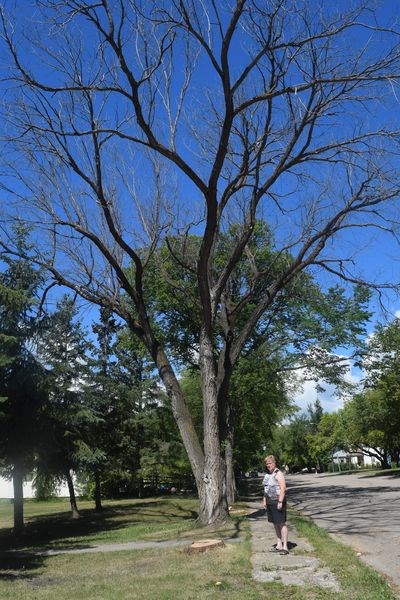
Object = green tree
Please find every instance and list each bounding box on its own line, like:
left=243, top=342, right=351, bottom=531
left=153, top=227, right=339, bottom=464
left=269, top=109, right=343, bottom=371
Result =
left=340, top=387, right=399, bottom=469
left=2, top=1, right=400, bottom=524
left=36, top=296, right=96, bottom=518
left=270, top=401, right=326, bottom=472
left=0, top=229, right=46, bottom=533
left=142, top=230, right=371, bottom=499
left=307, top=412, right=342, bottom=472
left=90, top=322, right=165, bottom=499
left=272, top=415, right=313, bottom=472
left=88, top=307, right=121, bottom=508
left=340, top=317, right=400, bottom=468
left=228, top=350, right=292, bottom=499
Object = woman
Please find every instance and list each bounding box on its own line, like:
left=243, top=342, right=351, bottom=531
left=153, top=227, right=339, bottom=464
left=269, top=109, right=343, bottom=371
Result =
left=262, top=454, right=289, bottom=555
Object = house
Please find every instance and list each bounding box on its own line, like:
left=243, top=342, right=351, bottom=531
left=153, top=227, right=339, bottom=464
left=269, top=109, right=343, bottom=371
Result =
left=0, top=476, right=70, bottom=499
left=332, top=449, right=381, bottom=468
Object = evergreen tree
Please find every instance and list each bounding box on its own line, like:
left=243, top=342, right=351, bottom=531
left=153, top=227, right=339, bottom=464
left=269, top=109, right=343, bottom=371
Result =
left=0, top=227, right=46, bottom=533
left=100, top=326, right=163, bottom=498
left=36, top=295, right=95, bottom=518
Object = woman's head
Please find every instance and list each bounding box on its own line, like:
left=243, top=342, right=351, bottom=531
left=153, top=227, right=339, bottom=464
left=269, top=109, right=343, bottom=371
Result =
left=265, top=455, right=276, bottom=472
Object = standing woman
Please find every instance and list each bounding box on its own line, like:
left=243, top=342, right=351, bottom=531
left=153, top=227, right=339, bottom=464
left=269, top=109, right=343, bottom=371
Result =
left=262, top=455, right=289, bottom=555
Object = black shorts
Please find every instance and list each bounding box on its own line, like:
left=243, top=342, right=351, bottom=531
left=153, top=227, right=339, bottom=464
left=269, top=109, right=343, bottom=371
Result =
left=266, top=499, right=287, bottom=524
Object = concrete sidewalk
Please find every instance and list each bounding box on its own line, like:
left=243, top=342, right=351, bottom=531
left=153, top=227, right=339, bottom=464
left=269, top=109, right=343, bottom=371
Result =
left=247, top=501, right=340, bottom=591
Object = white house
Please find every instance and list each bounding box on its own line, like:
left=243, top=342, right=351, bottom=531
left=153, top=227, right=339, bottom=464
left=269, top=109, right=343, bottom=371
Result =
left=0, top=476, right=70, bottom=499
left=332, top=449, right=381, bottom=468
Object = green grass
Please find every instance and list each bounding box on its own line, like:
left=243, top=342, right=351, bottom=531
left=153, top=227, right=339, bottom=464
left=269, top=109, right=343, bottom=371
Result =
left=0, top=496, right=397, bottom=599
left=0, top=496, right=239, bottom=551
left=290, top=511, right=397, bottom=600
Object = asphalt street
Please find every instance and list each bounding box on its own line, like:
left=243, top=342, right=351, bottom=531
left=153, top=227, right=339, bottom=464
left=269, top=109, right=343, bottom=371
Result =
left=286, top=470, right=400, bottom=594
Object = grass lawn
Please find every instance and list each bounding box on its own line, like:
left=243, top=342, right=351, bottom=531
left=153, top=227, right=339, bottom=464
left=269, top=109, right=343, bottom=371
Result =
left=0, top=494, right=397, bottom=599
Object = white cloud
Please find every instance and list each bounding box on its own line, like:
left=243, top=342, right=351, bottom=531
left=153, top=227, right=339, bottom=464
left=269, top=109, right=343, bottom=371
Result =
left=292, top=306, right=400, bottom=414
left=292, top=362, right=363, bottom=414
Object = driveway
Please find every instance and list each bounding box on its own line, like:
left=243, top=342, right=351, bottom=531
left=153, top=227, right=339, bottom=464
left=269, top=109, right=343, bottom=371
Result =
left=287, top=471, right=400, bottom=594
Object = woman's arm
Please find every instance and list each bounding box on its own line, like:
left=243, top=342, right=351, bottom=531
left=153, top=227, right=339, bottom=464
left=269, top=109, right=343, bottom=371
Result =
left=276, top=471, right=286, bottom=506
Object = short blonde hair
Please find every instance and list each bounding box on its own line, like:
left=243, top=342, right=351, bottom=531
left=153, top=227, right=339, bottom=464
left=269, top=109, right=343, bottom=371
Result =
left=265, top=455, right=276, bottom=464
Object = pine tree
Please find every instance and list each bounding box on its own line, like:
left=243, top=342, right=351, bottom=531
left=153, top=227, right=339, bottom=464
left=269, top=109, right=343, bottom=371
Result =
left=89, top=317, right=162, bottom=500
left=36, top=295, right=95, bottom=518
left=0, top=226, right=46, bottom=534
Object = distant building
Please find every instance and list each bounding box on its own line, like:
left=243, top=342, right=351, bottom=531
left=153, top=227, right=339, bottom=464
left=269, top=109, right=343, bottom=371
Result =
left=332, top=449, right=381, bottom=468
left=0, top=476, right=70, bottom=499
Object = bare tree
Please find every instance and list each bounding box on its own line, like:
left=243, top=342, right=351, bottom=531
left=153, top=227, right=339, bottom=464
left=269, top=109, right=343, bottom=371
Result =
left=1, top=0, right=400, bottom=524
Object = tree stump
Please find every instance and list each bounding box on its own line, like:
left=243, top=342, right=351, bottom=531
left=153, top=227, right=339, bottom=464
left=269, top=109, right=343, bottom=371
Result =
left=187, top=539, right=225, bottom=554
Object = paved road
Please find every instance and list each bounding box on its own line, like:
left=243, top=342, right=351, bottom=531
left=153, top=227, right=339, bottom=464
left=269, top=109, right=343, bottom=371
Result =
left=287, top=471, right=400, bottom=594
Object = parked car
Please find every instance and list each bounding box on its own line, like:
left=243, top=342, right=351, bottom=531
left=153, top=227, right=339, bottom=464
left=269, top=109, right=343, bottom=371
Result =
left=247, top=470, right=259, bottom=478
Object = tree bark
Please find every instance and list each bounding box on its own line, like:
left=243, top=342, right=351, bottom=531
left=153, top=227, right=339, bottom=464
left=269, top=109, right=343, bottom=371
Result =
left=197, top=330, right=229, bottom=524
left=12, top=463, right=24, bottom=535
left=225, top=438, right=236, bottom=506
left=65, top=469, right=80, bottom=519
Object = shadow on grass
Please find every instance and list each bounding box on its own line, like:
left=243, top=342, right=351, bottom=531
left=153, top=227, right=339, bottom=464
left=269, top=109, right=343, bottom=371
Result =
left=237, top=476, right=263, bottom=503
left=0, top=498, right=199, bottom=554
left=0, top=552, right=45, bottom=582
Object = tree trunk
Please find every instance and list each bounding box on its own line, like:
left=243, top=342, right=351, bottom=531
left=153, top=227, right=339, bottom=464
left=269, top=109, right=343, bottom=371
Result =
left=65, top=469, right=80, bottom=519
left=221, top=394, right=236, bottom=506
left=12, top=463, right=24, bottom=535
left=94, top=471, right=102, bottom=511
left=144, top=327, right=229, bottom=524
left=381, top=455, right=390, bottom=469
left=198, top=456, right=228, bottom=525
left=225, top=438, right=236, bottom=506
left=197, top=331, right=229, bottom=524
left=149, top=341, right=205, bottom=489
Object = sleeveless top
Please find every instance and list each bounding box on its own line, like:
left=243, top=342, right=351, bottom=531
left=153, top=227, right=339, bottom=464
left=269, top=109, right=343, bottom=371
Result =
left=262, top=468, right=281, bottom=500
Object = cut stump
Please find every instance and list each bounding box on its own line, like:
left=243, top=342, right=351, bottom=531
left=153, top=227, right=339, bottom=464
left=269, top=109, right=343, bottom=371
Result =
left=187, top=539, right=225, bottom=554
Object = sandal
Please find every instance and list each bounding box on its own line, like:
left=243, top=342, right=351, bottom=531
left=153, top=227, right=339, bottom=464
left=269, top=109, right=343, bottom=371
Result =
left=279, top=549, right=289, bottom=555
left=269, top=546, right=281, bottom=552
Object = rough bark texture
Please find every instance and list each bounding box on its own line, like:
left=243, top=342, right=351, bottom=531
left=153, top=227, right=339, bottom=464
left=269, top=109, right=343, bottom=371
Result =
left=225, top=439, right=236, bottom=506
left=198, top=463, right=228, bottom=525
left=197, top=331, right=229, bottom=524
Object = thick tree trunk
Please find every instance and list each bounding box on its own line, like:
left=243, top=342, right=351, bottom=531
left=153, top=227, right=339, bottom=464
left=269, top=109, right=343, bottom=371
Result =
left=198, top=461, right=227, bottom=525
left=94, top=471, right=102, bottom=511
left=197, top=331, right=229, bottom=524
left=12, top=464, right=24, bottom=535
left=143, top=326, right=229, bottom=524
left=65, top=469, right=80, bottom=519
left=149, top=342, right=205, bottom=482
